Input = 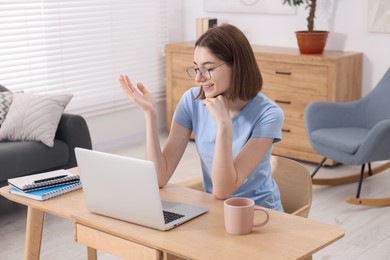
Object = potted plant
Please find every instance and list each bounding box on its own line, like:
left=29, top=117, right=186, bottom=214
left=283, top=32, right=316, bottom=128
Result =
left=283, top=0, right=329, bottom=54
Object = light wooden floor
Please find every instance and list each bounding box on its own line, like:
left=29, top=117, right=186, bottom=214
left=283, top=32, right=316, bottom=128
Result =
left=1, top=132, right=390, bottom=259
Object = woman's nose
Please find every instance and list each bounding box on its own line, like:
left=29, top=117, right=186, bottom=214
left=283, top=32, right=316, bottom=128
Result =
left=195, top=71, right=205, bottom=82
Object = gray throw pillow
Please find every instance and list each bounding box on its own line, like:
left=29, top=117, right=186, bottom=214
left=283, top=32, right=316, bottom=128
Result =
left=0, top=91, right=14, bottom=128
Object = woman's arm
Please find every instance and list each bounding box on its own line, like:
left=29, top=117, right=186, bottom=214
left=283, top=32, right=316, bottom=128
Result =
left=213, top=134, right=273, bottom=199
left=202, top=95, right=274, bottom=199
left=145, top=115, right=191, bottom=187
left=160, top=121, right=192, bottom=186
left=119, top=75, right=190, bottom=187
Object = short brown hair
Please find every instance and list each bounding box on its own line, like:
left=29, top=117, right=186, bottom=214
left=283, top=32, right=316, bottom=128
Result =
left=194, top=24, right=262, bottom=100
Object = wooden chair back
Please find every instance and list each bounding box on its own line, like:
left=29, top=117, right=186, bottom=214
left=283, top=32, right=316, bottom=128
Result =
left=270, top=156, right=312, bottom=218
left=174, top=156, right=312, bottom=218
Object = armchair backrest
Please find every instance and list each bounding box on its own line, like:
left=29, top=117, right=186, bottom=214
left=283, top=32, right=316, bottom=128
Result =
left=362, top=67, right=390, bottom=128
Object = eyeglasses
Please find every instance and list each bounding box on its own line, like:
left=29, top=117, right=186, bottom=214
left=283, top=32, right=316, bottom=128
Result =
left=186, top=63, right=225, bottom=80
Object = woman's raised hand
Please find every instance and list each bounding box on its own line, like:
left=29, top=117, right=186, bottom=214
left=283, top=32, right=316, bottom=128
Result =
left=119, top=74, right=156, bottom=114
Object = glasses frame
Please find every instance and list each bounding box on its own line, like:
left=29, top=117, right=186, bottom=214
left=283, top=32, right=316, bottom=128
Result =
left=186, top=63, right=225, bottom=80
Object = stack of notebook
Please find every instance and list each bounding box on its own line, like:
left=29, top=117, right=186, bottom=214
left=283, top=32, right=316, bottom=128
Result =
left=7, top=169, right=82, bottom=201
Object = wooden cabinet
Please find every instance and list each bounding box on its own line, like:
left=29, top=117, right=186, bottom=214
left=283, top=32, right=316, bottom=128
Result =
left=165, top=43, right=195, bottom=134
left=165, top=42, right=362, bottom=164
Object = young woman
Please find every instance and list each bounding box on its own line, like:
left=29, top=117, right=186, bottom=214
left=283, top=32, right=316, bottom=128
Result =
left=119, top=24, right=284, bottom=211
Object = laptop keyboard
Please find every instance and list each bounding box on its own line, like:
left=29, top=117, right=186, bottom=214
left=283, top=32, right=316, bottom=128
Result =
left=163, top=210, right=184, bottom=224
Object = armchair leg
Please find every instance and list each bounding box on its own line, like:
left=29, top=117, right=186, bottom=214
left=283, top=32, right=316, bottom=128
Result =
left=311, top=161, right=390, bottom=186
left=368, top=163, right=372, bottom=176
left=309, top=157, right=390, bottom=207
left=356, top=164, right=365, bottom=198
left=311, top=157, right=327, bottom=178
left=344, top=161, right=390, bottom=207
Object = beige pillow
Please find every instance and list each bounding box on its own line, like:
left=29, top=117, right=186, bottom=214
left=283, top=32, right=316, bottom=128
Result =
left=0, top=92, right=73, bottom=147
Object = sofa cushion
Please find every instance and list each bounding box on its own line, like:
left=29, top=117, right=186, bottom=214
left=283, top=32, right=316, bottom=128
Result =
left=0, top=92, right=73, bottom=147
left=0, top=140, right=69, bottom=182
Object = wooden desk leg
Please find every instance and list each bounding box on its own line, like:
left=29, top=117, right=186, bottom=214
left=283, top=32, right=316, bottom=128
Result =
left=87, top=247, right=97, bottom=260
left=25, top=206, right=45, bottom=260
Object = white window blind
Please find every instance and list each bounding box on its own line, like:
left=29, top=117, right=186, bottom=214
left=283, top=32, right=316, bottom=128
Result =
left=0, top=0, right=168, bottom=116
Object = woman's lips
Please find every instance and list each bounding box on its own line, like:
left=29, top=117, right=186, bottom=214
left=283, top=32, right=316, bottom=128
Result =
left=202, top=84, right=214, bottom=90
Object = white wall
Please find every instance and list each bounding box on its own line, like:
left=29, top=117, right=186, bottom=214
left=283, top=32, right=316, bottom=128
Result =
left=88, top=1, right=181, bottom=151
left=85, top=100, right=166, bottom=151
left=90, top=0, right=390, bottom=151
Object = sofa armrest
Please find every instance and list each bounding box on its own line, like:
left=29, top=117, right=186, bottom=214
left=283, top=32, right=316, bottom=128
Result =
left=0, top=84, right=8, bottom=92
left=56, top=113, right=92, bottom=168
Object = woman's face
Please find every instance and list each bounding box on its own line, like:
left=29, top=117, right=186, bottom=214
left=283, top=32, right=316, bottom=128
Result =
left=193, top=46, right=232, bottom=98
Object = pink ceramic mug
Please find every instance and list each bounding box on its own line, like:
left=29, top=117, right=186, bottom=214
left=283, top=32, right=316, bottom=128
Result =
left=224, top=197, right=269, bottom=235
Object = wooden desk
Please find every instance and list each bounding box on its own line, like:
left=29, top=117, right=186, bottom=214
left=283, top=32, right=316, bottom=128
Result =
left=0, top=182, right=344, bottom=260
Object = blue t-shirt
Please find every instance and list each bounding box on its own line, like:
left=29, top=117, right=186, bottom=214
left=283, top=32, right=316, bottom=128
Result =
left=173, top=87, right=284, bottom=211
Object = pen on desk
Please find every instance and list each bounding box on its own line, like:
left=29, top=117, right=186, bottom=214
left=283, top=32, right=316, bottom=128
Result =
left=34, top=175, right=68, bottom=184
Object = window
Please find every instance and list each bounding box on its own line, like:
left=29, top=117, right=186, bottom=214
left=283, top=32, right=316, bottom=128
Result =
left=0, top=0, right=168, bottom=116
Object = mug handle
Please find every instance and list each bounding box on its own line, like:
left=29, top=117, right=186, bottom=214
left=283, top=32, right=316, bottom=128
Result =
left=253, top=206, right=270, bottom=227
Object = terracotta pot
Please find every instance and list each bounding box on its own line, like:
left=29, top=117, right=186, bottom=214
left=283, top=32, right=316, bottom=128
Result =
left=295, top=31, right=329, bottom=54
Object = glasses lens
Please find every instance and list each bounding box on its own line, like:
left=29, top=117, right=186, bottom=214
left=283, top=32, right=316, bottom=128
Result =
left=187, top=67, right=212, bottom=80
left=187, top=67, right=197, bottom=79
left=199, top=68, right=211, bottom=79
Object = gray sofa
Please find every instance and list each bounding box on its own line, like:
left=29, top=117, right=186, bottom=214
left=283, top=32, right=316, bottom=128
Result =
left=0, top=84, right=92, bottom=186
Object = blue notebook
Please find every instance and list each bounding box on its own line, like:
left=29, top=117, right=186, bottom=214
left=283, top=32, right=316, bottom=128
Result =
left=9, top=182, right=82, bottom=201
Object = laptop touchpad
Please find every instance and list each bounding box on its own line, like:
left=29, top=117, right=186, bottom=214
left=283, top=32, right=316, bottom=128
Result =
left=162, top=200, right=181, bottom=210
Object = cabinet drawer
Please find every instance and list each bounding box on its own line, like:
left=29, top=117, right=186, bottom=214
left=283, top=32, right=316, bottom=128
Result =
left=258, top=61, right=328, bottom=96
left=75, top=223, right=161, bottom=260
left=262, top=89, right=327, bottom=120
left=277, top=118, right=313, bottom=153
left=172, top=53, right=193, bottom=80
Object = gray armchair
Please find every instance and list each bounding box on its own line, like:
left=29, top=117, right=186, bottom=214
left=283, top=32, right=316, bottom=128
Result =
left=0, top=84, right=92, bottom=186
left=305, top=67, right=390, bottom=206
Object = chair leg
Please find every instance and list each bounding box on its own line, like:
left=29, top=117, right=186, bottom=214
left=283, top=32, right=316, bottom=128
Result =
left=311, top=157, right=327, bottom=178
left=368, top=163, right=372, bottom=176
left=347, top=162, right=390, bottom=205
left=356, top=164, right=366, bottom=198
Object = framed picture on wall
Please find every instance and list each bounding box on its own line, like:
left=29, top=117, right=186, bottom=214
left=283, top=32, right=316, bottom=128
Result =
left=204, top=0, right=296, bottom=15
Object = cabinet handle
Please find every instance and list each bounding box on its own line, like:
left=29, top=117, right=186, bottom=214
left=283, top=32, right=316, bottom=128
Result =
left=282, top=129, right=291, bottom=133
left=275, top=71, right=291, bottom=75
left=275, top=99, right=291, bottom=105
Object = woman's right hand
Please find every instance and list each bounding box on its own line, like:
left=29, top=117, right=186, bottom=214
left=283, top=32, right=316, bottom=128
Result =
left=119, top=74, right=156, bottom=114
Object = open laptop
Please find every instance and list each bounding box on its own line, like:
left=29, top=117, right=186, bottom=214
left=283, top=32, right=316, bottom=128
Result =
left=74, top=147, right=208, bottom=231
